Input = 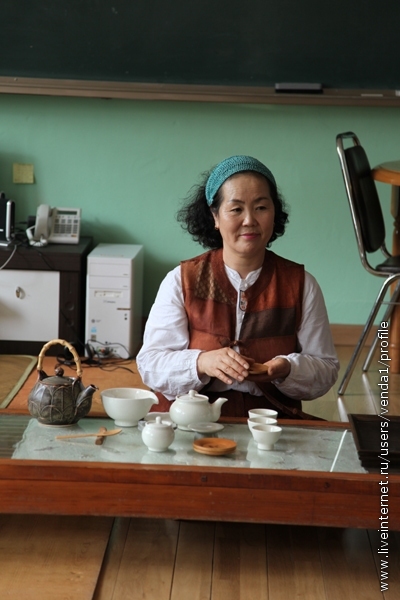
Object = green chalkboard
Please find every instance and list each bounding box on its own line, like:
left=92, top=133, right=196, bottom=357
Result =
left=1, top=0, right=399, bottom=90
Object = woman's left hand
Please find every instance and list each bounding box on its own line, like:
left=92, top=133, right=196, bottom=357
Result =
left=245, top=357, right=291, bottom=382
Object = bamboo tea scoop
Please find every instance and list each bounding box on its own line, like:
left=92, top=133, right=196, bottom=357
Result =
left=55, top=428, right=122, bottom=441
left=95, top=426, right=108, bottom=445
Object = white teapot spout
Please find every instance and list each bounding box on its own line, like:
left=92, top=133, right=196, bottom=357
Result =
left=209, top=397, right=228, bottom=422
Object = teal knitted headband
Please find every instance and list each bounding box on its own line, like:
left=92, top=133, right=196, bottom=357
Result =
left=205, top=155, right=276, bottom=206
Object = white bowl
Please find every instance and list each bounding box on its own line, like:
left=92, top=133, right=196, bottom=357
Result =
left=101, top=388, right=159, bottom=427
left=248, top=408, right=278, bottom=420
left=251, top=424, right=282, bottom=450
left=247, top=416, right=277, bottom=432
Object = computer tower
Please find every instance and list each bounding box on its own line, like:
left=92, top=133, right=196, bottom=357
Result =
left=85, top=243, right=144, bottom=359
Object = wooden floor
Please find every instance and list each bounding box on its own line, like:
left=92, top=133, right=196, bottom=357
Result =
left=1, top=345, right=399, bottom=599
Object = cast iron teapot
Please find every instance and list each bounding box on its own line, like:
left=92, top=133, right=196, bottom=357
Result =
left=28, top=339, right=97, bottom=426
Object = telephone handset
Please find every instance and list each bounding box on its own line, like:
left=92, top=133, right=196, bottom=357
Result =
left=27, top=204, right=81, bottom=246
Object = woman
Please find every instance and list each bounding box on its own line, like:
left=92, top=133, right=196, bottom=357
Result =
left=137, top=155, right=339, bottom=418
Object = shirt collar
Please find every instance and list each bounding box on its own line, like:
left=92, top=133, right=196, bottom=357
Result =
left=224, top=264, right=262, bottom=290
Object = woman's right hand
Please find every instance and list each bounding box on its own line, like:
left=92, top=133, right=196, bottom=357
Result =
left=197, top=349, right=252, bottom=386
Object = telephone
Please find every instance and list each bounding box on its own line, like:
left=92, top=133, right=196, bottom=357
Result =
left=26, top=204, right=81, bottom=246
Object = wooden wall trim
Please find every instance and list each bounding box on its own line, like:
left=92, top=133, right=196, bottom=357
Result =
left=330, top=324, right=377, bottom=347
left=139, top=321, right=368, bottom=349
left=1, top=76, right=400, bottom=106
left=141, top=320, right=374, bottom=348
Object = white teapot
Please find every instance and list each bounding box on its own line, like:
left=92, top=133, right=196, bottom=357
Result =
left=169, top=389, right=228, bottom=430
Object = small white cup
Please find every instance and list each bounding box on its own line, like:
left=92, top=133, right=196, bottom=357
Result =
left=251, top=424, right=282, bottom=450
left=247, top=416, right=277, bottom=432
left=248, top=408, right=278, bottom=420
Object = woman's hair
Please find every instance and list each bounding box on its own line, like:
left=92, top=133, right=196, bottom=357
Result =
left=177, top=168, right=289, bottom=249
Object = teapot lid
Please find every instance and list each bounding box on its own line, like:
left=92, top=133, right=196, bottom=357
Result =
left=41, top=366, right=79, bottom=385
left=176, top=389, right=209, bottom=402
left=146, top=416, right=174, bottom=429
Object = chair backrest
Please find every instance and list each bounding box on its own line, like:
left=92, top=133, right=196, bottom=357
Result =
left=336, top=132, right=386, bottom=256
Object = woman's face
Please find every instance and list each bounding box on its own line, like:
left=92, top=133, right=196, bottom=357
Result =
left=212, top=172, right=275, bottom=267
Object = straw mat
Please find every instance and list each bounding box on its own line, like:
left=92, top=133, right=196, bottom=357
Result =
left=0, top=355, right=37, bottom=409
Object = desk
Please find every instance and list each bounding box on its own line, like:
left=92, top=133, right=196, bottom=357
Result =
left=1, top=415, right=399, bottom=530
left=372, top=162, right=400, bottom=372
left=0, top=237, right=93, bottom=355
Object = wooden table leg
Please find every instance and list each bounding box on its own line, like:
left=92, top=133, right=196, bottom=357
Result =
left=389, top=185, right=400, bottom=373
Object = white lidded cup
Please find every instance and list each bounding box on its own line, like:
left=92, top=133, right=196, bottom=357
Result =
left=141, top=416, right=175, bottom=452
left=247, top=416, right=277, bottom=432
left=251, top=424, right=282, bottom=450
left=248, top=408, right=278, bottom=420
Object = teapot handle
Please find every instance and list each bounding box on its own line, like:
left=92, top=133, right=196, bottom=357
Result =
left=37, top=339, right=82, bottom=378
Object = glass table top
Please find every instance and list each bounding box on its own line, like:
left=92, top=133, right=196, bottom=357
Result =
left=0, top=415, right=366, bottom=473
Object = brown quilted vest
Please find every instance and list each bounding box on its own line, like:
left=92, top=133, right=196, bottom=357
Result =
left=181, top=248, right=304, bottom=362
left=178, top=248, right=307, bottom=417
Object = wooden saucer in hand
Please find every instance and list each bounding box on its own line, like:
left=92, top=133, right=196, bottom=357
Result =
left=248, top=362, right=269, bottom=375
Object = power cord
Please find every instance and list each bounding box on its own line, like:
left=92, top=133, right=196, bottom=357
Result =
left=26, top=225, right=48, bottom=247
left=85, top=339, right=132, bottom=360
left=56, top=340, right=136, bottom=374
left=0, top=243, right=18, bottom=269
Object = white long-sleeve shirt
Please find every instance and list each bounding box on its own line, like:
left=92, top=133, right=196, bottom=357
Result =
left=136, top=264, right=339, bottom=401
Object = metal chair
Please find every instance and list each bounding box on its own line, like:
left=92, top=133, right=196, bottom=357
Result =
left=336, top=132, right=400, bottom=395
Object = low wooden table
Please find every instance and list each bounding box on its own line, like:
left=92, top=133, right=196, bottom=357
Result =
left=1, top=415, right=398, bottom=530
left=372, top=161, right=400, bottom=372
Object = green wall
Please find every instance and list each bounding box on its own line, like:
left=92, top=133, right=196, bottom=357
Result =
left=1, top=93, right=399, bottom=324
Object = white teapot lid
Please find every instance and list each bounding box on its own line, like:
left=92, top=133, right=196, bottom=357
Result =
left=176, top=389, right=209, bottom=402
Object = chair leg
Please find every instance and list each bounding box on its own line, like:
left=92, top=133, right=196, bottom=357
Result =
left=338, top=278, right=396, bottom=395
left=362, top=281, right=400, bottom=372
